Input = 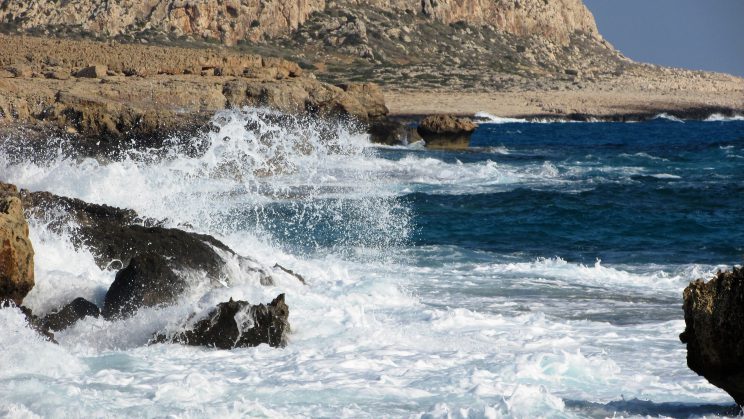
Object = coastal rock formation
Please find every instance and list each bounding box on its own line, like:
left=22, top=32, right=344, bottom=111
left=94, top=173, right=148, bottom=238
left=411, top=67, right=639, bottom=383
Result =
left=41, top=297, right=100, bottom=332
left=0, top=0, right=325, bottom=45
left=152, top=294, right=290, bottom=349
left=0, top=35, right=387, bottom=141
left=22, top=189, right=233, bottom=277
left=353, top=0, right=600, bottom=43
left=368, top=119, right=421, bottom=146
left=417, top=114, right=477, bottom=148
left=102, top=254, right=185, bottom=319
left=0, top=183, right=34, bottom=305
left=0, top=0, right=599, bottom=45
left=680, top=267, right=744, bottom=405
left=18, top=187, right=293, bottom=315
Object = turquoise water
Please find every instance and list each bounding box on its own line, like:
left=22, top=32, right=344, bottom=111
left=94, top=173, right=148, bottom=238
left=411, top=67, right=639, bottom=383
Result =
left=1, top=111, right=742, bottom=417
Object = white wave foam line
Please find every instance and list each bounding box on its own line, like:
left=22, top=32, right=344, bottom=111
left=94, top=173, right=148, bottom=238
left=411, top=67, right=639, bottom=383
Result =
left=705, top=113, right=744, bottom=122
left=474, top=111, right=529, bottom=124
left=474, top=257, right=715, bottom=294
left=650, top=173, right=682, bottom=179
left=618, top=152, right=670, bottom=162
left=652, top=113, right=685, bottom=123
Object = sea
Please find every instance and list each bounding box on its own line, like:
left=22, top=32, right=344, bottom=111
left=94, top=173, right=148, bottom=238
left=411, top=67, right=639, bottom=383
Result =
left=1, top=109, right=743, bottom=418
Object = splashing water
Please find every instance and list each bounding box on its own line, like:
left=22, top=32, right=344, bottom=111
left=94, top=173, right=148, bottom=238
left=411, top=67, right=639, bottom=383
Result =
left=1, top=112, right=743, bottom=417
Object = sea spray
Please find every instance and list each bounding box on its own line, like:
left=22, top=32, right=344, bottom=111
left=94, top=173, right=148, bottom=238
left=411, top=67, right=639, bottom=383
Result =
left=1, top=115, right=743, bottom=416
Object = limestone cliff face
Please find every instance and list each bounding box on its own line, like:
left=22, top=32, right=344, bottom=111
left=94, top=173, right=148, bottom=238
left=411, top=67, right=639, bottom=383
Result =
left=352, top=0, right=601, bottom=44
left=0, top=0, right=600, bottom=45
left=0, top=0, right=326, bottom=44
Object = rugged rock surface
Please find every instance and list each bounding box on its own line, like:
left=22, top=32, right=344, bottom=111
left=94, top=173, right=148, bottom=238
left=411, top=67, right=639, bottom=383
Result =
left=16, top=186, right=297, bottom=313
left=0, top=183, right=34, bottom=305
left=0, top=0, right=325, bottom=45
left=102, top=254, right=184, bottom=319
left=417, top=114, right=477, bottom=148
left=41, top=297, right=100, bottom=331
left=368, top=118, right=421, bottom=145
left=20, top=188, right=233, bottom=276
left=153, top=294, right=290, bottom=349
left=680, top=267, right=744, bottom=405
left=0, top=35, right=387, bottom=140
left=0, top=0, right=599, bottom=46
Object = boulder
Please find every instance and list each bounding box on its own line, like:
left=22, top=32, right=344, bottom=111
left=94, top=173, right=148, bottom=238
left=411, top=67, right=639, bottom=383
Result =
left=680, top=267, right=744, bottom=405
left=0, top=183, right=35, bottom=306
left=5, top=65, right=32, bottom=78
left=20, top=190, right=231, bottom=276
left=102, top=253, right=185, bottom=319
left=152, top=294, right=289, bottom=349
left=75, top=65, right=108, bottom=78
left=41, top=297, right=100, bottom=331
left=338, top=83, right=389, bottom=119
left=368, top=118, right=422, bottom=146
left=417, top=114, right=478, bottom=149
left=44, top=70, right=71, bottom=80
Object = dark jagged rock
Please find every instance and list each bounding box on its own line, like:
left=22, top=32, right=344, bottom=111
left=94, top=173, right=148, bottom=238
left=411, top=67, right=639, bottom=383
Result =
left=87, top=224, right=232, bottom=276
left=368, top=118, right=422, bottom=146
left=1, top=301, right=57, bottom=343
left=20, top=189, right=232, bottom=275
left=417, top=114, right=477, bottom=149
left=41, top=297, right=100, bottom=331
left=680, top=267, right=744, bottom=405
left=20, top=189, right=143, bottom=232
left=273, top=263, right=307, bottom=285
left=152, top=294, right=289, bottom=349
left=102, top=253, right=185, bottom=320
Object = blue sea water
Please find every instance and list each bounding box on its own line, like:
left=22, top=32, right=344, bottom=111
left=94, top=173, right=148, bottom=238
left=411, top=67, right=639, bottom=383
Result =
left=411, top=120, right=744, bottom=265
left=1, top=111, right=743, bottom=418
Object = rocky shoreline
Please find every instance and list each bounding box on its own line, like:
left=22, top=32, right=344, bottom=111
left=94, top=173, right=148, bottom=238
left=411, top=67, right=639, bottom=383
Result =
left=2, top=1, right=744, bottom=408
left=2, top=33, right=743, bottom=152
left=0, top=34, right=387, bottom=146
left=1, top=181, right=296, bottom=348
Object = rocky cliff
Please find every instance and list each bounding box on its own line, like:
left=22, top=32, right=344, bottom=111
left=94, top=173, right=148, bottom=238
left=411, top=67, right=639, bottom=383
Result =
left=0, top=0, right=325, bottom=44
left=346, top=0, right=601, bottom=44
left=680, top=267, right=744, bottom=406
left=0, top=0, right=600, bottom=45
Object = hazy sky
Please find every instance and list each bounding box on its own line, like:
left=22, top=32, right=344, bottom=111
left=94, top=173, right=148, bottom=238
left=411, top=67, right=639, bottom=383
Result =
left=583, top=0, right=744, bottom=77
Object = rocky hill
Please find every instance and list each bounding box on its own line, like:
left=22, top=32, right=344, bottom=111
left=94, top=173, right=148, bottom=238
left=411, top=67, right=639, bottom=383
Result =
left=0, top=0, right=600, bottom=45
left=0, top=0, right=625, bottom=90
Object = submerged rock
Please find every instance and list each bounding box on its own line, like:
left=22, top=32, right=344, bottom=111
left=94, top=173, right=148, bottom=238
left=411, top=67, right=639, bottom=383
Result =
left=102, top=253, right=185, bottom=319
left=41, top=297, right=100, bottom=331
left=0, top=183, right=35, bottom=306
left=153, top=294, right=289, bottom=349
left=680, top=267, right=744, bottom=405
left=417, top=114, right=477, bottom=149
left=1, top=301, right=57, bottom=343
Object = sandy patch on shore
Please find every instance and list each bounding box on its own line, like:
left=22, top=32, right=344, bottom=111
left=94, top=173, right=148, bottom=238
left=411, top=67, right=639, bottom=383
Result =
left=384, top=88, right=744, bottom=118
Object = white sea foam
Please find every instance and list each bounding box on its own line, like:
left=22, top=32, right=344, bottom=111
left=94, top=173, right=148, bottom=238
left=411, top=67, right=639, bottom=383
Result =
left=653, top=113, right=685, bottom=123
left=474, top=112, right=529, bottom=124
left=618, top=152, right=669, bottom=162
left=705, top=113, right=744, bottom=122
left=0, top=108, right=734, bottom=417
